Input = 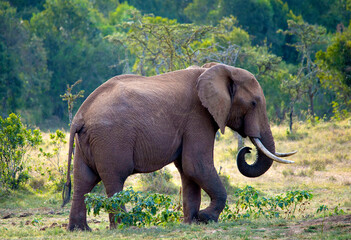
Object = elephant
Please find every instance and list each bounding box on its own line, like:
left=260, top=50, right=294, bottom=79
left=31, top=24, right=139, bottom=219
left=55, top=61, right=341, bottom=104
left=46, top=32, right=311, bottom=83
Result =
left=62, top=63, right=295, bottom=231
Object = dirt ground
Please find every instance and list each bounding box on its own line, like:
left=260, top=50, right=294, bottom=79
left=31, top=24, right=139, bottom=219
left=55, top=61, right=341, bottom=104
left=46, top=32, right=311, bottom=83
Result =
left=287, top=214, right=351, bottom=237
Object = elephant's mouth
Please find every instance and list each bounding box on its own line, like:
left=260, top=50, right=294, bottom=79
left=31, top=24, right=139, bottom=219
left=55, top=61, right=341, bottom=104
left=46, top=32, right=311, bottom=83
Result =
left=236, top=129, right=247, bottom=138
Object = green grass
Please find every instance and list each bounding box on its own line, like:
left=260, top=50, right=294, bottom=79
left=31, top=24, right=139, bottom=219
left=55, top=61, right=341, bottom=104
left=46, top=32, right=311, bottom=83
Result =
left=1, top=118, right=351, bottom=239
left=1, top=213, right=350, bottom=239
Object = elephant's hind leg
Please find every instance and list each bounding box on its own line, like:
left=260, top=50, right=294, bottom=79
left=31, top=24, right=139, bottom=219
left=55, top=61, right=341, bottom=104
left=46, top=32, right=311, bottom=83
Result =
left=100, top=173, right=129, bottom=229
left=96, top=148, right=134, bottom=230
left=68, top=149, right=100, bottom=231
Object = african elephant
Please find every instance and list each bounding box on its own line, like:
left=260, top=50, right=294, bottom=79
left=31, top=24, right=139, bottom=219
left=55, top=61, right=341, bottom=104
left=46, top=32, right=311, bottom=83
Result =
left=62, top=63, right=295, bottom=231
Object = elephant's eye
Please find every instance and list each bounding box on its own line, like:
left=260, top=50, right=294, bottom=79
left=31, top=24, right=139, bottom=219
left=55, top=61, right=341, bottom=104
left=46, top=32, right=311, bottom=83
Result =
left=251, top=101, right=257, bottom=107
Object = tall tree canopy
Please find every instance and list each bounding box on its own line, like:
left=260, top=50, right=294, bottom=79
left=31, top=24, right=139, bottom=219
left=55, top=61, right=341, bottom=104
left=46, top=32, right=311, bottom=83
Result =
left=1, top=0, right=350, bottom=127
left=29, top=0, right=122, bottom=120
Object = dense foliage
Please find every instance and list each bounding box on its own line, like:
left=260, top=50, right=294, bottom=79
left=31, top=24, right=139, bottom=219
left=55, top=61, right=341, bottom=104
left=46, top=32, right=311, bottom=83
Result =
left=0, top=0, right=350, bottom=127
left=221, top=186, right=313, bottom=220
left=84, top=186, right=318, bottom=226
left=85, top=187, right=181, bottom=227
left=0, top=113, right=42, bottom=189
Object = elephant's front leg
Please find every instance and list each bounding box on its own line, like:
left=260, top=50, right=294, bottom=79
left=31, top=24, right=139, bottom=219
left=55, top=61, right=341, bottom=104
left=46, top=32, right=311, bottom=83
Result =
left=175, top=160, right=201, bottom=223
left=181, top=135, right=227, bottom=223
left=183, top=166, right=227, bottom=223
left=196, top=169, right=227, bottom=223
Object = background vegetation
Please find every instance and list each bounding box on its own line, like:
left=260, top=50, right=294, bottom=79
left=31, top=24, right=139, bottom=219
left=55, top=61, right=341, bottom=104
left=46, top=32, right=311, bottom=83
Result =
left=1, top=0, right=350, bottom=127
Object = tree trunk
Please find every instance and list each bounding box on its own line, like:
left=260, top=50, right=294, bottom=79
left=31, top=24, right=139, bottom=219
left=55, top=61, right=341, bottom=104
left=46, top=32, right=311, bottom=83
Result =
left=289, top=107, right=294, bottom=133
left=309, top=87, right=315, bottom=116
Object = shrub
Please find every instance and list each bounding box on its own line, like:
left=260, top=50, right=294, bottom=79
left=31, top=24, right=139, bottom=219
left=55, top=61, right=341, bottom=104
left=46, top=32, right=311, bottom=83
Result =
left=331, top=101, right=349, bottom=121
left=220, top=186, right=313, bottom=221
left=38, top=129, right=67, bottom=191
left=85, top=187, right=181, bottom=228
left=29, top=177, right=46, bottom=190
left=218, top=170, right=238, bottom=195
left=0, top=113, right=42, bottom=189
left=139, top=169, right=178, bottom=195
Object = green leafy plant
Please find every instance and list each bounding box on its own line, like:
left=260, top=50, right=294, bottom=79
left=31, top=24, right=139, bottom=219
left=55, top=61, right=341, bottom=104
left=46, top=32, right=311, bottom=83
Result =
left=317, top=204, right=345, bottom=217
left=331, top=101, right=349, bottom=121
left=317, top=205, right=329, bottom=236
left=316, top=204, right=346, bottom=238
left=85, top=187, right=181, bottom=228
left=38, top=130, right=67, bottom=191
left=0, top=113, right=42, bottom=189
left=221, top=186, right=313, bottom=221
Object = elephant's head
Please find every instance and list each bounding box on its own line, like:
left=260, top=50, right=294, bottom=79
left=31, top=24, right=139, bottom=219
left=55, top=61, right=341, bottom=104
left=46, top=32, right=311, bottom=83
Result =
left=197, top=63, right=295, bottom=178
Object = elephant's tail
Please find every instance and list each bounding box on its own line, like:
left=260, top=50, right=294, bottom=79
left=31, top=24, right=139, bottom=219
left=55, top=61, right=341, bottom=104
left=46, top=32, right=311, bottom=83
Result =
left=61, top=122, right=80, bottom=208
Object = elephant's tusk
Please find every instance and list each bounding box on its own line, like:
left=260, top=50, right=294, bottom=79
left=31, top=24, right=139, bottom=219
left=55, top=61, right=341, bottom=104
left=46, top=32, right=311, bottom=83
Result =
left=250, top=137, right=295, bottom=164
left=275, top=151, right=297, bottom=157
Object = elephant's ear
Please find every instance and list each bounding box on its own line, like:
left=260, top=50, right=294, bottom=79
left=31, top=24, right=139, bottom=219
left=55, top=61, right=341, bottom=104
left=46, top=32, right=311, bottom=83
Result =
left=196, top=64, right=235, bottom=134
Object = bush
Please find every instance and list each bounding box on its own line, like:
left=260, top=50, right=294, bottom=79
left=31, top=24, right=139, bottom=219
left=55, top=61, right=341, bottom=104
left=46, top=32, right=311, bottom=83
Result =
left=139, top=169, right=178, bottom=195
left=220, top=186, right=313, bottom=221
left=38, top=129, right=67, bottom=192
left=218, top=172, right=238, bottom=195
left=85, top=187, right=181, bottom=228
left=0, top=113, right=42, bottom=189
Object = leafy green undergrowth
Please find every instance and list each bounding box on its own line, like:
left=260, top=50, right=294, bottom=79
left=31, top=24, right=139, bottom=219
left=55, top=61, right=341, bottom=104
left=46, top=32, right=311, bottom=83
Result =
left=221, top=186, right=313, bottom=221
left=85, top=186, right=316, bottom=228
left=1, top=186, right=349, bottom=240
left=0, top=113, right=42, bottom=190
left=85, top=187, right=182, bottom=228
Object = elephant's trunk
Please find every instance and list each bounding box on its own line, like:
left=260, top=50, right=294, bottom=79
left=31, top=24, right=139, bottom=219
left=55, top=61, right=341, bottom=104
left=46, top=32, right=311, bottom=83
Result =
left=236, top=129, right=275, bottom=178
left=237, top=125, right=295, bottom=179
left=236, top=129, right=295, bottom=178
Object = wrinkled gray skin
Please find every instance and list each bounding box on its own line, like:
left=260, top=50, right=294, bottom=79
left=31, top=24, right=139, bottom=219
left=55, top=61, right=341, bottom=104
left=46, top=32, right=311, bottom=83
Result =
left=63, top=63, right=290, bottom=231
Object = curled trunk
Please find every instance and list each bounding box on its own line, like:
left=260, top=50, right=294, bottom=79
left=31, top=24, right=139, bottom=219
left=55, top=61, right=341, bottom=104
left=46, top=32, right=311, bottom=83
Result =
left=236, top=130, right=274, bottom=178
left=236, top=129, right=295, bottom=178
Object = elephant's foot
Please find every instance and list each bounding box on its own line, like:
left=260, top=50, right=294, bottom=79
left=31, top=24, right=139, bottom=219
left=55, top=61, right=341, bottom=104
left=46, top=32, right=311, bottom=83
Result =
left=183, top=213, right=199, bottom=224
left=109, top=221, right=118, bottom=230
left=109, top=212, right=123, bottom=229
left=67, top=222, right=92, bottom=231
left=197, top=210, right=219, bottom=224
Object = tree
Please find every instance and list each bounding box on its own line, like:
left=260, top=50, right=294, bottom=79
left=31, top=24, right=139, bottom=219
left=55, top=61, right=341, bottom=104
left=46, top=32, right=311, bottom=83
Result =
left=284, top=0, right=351, bottom=32
left=108, top=11, right=216, bottom=75
left=7, top=0, right=46, bottom=20
left=109, top=1, right=137, bottom=25
left=279, top=15, right=326, bottom=129
left=202, top=16, right=249, bottom=66
left=60, top=80, right=85, bottom=125
left=30, top=0, right=122, bottom=120
left=0, top=2, right=50, bottom=122
left=125, top=0, right=190, bottom=23
left=184, top=0, right=221, bottom=25
left=316, top=23, right=351, bottom=111
left=90, top=0, right=119, bottom=17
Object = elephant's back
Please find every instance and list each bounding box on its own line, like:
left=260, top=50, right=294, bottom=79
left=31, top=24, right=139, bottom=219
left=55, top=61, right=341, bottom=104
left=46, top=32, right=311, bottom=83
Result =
left=73, top=69, right=204, bottom=134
